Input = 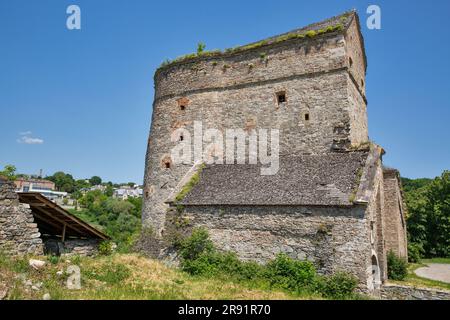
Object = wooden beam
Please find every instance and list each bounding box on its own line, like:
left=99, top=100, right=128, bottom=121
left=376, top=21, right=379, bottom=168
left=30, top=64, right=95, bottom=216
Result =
left=62, top=224, right=67, bottom=242
left=19, top=192, right=109, bottom=240
left=32, top=206, right=85, bottom=236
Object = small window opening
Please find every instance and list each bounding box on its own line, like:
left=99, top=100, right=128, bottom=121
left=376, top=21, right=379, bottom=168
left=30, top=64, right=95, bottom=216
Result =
left=277, top=92, right=286, bottom=105
left=361, top=80, right=364, bottom=87
left=180, top=135, right=184, bottom=141
left=304, top=113, right=310, bottom=121
left=180, top=105, right=186, bottom=111
left=165, top=162, right=171, bottom=169
left=349, top=57, right=353, bottom=67
left=145, top=191, right=149, bottom=198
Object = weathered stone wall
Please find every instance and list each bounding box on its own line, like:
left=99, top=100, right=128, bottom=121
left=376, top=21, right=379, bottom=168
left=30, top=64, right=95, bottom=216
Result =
left=383, top=169, right=408, bottom=258
left=362, top=161, right=388, bottom=287
left=154, top=33, right=347, bottom=100
left=381, top=283, right=450, bottom=300
left=143, top=24, right=369, bottom=232
left=177, top=205, right=375, bottom=291
left=344, top=16, right=366, bottom=98
left=344, top=17, right=368, bottom=147
left=0, top=181, right=43, bottom=256
left=61, top=239, right=100, bottom=257
left=145, top=70, right=357, bottom=232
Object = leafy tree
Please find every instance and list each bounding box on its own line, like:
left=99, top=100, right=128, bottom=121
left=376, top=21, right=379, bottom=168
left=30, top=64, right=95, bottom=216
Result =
left=89, top=176, right=102, bottom=186
left=46, top=171, right=75, bottom=192
left=423, top=171, right=450, bottom=257
left=404, top=170, right=450, bottom=258
left=105, top=185, right=114, bottom=197
left=75, top=179, right=90, bottom=190
left=0, top=164, right=17, bottom=180
left=401, top=177, right=432, bottom=193
left=71, top=190, right=142, bottom=251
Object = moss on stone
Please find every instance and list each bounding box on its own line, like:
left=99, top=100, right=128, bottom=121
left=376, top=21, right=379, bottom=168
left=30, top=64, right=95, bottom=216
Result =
left=157, top=22, right=346, bottom=71
left=349, top=167, right=364, bottom=203
left=174, top=164, right=206, bottom=204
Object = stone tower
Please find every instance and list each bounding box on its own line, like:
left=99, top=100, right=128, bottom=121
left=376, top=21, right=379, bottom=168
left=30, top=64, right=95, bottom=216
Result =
left=143, top=11, right=369, bottom=235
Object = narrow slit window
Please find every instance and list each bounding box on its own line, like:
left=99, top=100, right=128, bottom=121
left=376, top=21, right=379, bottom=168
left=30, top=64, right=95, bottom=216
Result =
left=180, top=135, right=184, bottom=141
left=277, top=92, right=286, bottom=105
left=304, top=113, right=310, bottom=121
left=349, top=57, right=353, bottom=67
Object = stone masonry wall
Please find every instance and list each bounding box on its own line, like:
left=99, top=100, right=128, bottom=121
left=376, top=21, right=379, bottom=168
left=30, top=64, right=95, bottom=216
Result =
left=383, top=169, right=408, bottom=258
left=177, top=205, right=374, bottom=291
left=0, top=180, right=44, bottom=256
left=61, top=239, right=100, bottom=257
left=362, top=161, right=388, bottom=286
left=381, top=283, right=450, bottom=300
left=143, top=25, right=369, bottom=233
left=344, top=17, right=368, bottom=147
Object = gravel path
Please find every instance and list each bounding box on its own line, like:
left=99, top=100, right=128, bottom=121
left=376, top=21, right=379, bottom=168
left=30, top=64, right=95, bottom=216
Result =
left=414, top=263, right=450, bottom=283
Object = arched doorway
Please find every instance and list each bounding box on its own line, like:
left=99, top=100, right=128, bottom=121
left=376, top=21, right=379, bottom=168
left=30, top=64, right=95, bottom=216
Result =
left=371, top=254, right=381, bottom=290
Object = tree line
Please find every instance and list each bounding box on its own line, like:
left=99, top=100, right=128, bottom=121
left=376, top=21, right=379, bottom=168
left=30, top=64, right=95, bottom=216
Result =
left=402, top=170, right=449, bottom=259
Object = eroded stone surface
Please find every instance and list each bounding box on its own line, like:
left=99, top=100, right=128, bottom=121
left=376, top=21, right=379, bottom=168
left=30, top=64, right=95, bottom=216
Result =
left=0, top=180, right=44, bottom=256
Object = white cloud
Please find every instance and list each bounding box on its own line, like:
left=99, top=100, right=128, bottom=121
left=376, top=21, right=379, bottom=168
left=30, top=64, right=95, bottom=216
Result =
left=17, top=132, right=44, bottom=145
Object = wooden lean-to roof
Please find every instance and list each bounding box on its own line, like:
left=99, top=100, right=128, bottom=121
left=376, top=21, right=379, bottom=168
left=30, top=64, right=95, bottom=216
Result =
left=18, top=192, right=109, bottom=240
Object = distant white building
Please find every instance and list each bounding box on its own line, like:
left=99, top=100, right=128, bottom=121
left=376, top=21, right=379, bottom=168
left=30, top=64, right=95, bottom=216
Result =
left=113, top=187, right=143, bottom=200
left=89, top=185, right=107, bottom=192
left=14, top=178, right=67, bottom=201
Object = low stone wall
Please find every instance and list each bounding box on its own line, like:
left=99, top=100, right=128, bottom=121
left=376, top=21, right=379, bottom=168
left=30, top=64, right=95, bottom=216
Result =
left=0, top=181, right=43, bottom=256
left=61, top=239, right=100, bottom=257
left=163, top=205, right=375, bottom=291
left=381, top=283, right=450, bottom=300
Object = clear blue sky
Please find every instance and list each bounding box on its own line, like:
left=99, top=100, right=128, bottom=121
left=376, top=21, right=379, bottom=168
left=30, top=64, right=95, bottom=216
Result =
left=0, top=0, right=449, bottom=183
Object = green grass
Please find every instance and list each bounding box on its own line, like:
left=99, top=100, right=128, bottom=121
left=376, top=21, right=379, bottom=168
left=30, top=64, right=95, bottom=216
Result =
left=0, top=253, right=320, bottom=300
left=174, top=164, right=205, bottom=203
left=421, top=258, right=450, bottom=264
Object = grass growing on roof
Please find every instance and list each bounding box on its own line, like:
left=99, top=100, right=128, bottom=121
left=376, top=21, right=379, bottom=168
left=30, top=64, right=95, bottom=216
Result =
left=157, top=22, right=347, bottom=71
left=174, top=163, right=206, bottom=203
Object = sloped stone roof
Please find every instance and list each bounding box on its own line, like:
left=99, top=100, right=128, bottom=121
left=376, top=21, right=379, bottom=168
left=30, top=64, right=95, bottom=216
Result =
left=180, top=151, right=369, bottom=206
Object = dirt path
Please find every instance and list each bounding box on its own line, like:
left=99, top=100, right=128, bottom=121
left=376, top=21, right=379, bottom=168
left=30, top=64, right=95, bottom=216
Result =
left=415, top=263, right=450, bottom=283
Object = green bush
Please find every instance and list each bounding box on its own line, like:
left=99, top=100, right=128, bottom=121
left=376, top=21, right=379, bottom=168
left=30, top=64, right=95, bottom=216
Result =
left=387, top=251, right=408, bottom=280
left=319, top=272, right=358, bottom=299
left=181, top=252, right=220, bottom=276
left=98, top=241, right=114, bottom=256
left=265, top=254, right=317, bottom=292
left=408, top=242, right=424, bottom=263
left=179, top=228, right=214, bottom=261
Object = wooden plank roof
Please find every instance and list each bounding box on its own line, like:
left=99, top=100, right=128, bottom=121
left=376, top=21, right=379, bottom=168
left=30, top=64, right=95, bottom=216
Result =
left=18, top=192, right=109, bottom=240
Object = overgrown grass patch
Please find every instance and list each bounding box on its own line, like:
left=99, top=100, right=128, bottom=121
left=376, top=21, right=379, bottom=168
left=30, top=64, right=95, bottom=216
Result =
left=1, top=251, right=304, bottom=300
